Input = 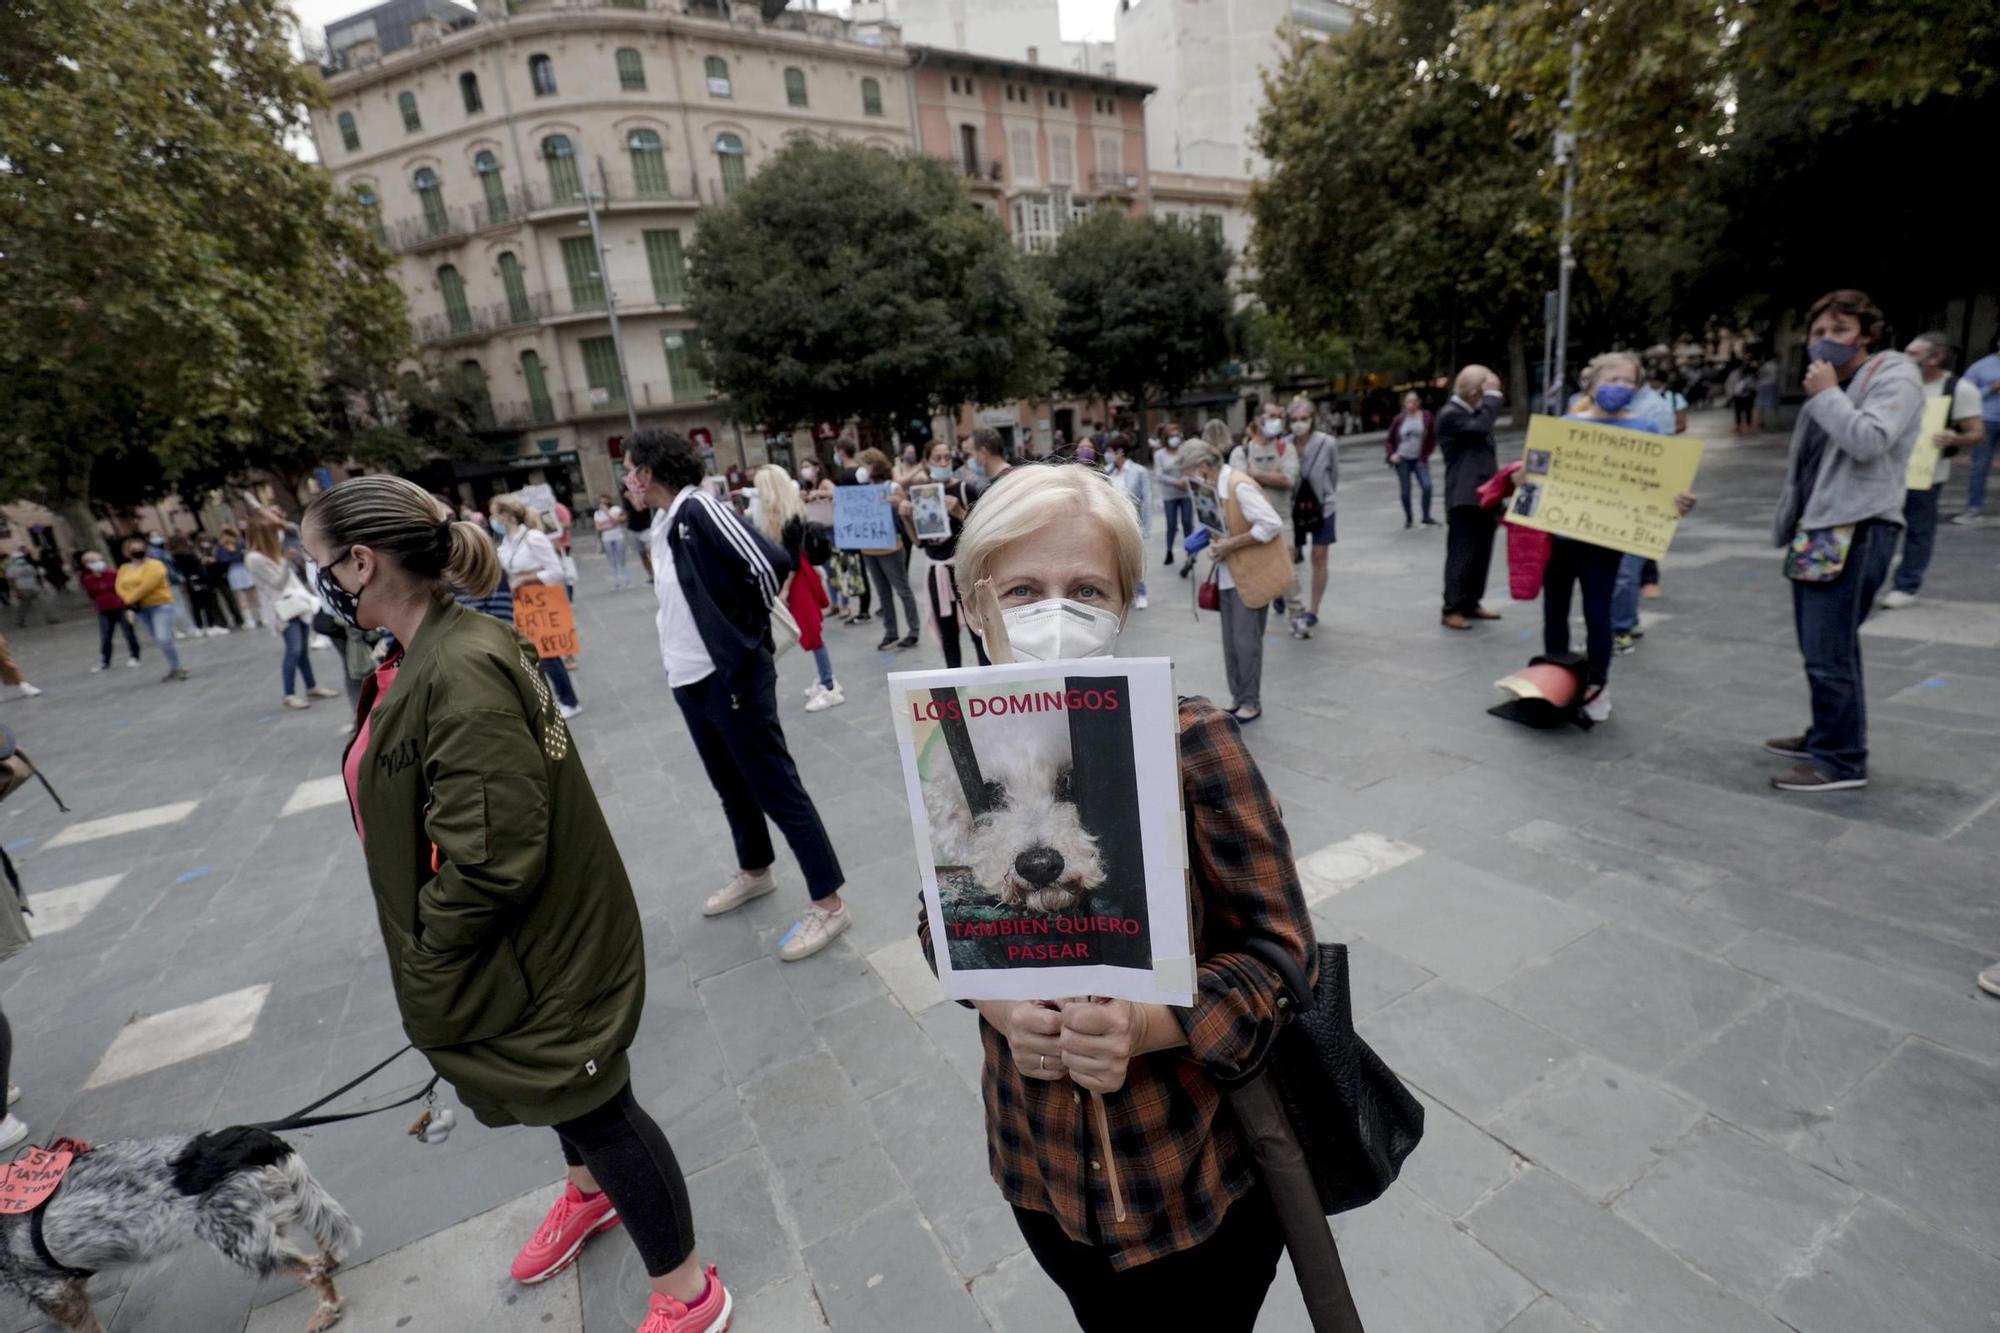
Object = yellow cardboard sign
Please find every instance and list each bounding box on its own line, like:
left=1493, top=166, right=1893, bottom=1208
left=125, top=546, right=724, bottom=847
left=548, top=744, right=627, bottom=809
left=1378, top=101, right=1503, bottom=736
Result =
left=1903, top=396, right=1951, bottom=491
left=1506, top=416, right=1705, bottom=560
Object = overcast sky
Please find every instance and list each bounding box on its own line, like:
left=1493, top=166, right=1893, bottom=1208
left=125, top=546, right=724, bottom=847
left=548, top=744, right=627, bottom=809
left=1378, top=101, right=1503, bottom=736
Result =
left=286, top=0, right=1122, bottom=43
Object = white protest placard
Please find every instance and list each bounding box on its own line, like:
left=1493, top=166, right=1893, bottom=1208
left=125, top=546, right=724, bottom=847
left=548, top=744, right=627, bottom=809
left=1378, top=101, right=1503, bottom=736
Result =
left=1904, top=396, right=1951, bottom=491
left=887, top=658, right=1193, bottom=1007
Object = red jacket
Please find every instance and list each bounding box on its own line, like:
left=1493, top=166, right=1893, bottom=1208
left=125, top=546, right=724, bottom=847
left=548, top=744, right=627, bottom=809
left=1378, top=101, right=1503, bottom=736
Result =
left=1383, top=410, right=1437, bottom=464
left=81, top=567, right=126, bottom=613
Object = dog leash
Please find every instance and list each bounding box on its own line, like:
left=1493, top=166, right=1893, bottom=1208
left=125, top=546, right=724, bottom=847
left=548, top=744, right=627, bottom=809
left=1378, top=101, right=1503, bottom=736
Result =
left=250, top=1044, right=442, bottom=1134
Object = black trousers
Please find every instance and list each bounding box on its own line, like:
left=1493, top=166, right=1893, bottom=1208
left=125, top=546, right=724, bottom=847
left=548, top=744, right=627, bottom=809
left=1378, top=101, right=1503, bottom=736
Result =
left=1442, top=504, right=1498, bottom=615
left=1013, top=1188, right=1285, bottom=1333
left=553, top=1082, right=695, bottom=1277
left=97, top=610, right=142, bottom=665
left=1542, top=537, right=1623, bottom=686
left=672, top=653, right=844, bottom=901
left=929, top=566, right=990, bottom=670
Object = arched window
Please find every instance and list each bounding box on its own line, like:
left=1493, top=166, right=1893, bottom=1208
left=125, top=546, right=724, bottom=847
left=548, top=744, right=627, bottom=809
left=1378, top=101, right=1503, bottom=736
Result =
left=437, top=264, right=471, bottom=333
left=783, top=67, right=807, bottom=107
left=704, top=56, right=730, bottom=98
left=413, top=167, right=449, bottom=235
left=627, top=128, right=669, bottom=198
left=529, top=53, right=557, bottom=97
left=398, top=90, right=421, bottom=132
left=336, top=111, right=360, bottom=151
left=353, top=184, right=385, bottom=245
left=861, top=78, right=883, bottom=116
left=541, top=134, right=582, bottom=203
left=498, top=251, right=533, bottom=324
left=474, top=150, right=508, bottom=224
left=1011, top=127, right=1034, bottom=182
left=616, top=47, right=646, bottom=91
left=460, top=72, right=483, bottom=114
left=520, top=350, right=554, bottom=423
left=715, top=132, right=746, bottom=199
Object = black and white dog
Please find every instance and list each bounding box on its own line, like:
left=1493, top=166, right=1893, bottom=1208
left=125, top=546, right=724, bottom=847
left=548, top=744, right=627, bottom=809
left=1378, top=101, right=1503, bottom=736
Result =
left=0, top=1127, right=357, bottom=1332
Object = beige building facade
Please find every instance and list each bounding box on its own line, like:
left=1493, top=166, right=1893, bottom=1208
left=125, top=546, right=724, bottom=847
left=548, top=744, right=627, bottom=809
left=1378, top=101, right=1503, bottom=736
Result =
left=310, top=0, right=914, bottom=499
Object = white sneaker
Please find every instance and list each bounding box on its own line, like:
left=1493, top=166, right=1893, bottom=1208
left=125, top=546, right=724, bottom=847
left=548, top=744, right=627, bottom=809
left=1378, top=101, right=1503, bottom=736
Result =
left=7, top=1082, right=20, bottom=1105
left=16, top=683, right=41, bottom=698
left=91, top=663, right=108, bottom=673
left=173, top=630, right=188, bottom=640
left=777, top=903, right=851, bottom=962
left=704, top=868, right=777, bottom=917
left=126, top=656, right=141, bottom=669
left=206, top=626, right=230, bottom=637
left=1582, top=687, right=1612, bottom=723
left=805, top=684, right=845, bottom=712
left=804, top=681, right=823, bottom=700
left=1879, top=589, right=1918, bottom=609
left=283, top=694, right=310, bottom=710
left=1134, top=592, right=1149, bottom=610
left=0, top=1115, right=27, bottom=1153
left=307, top=686, right=342, bottom=700
left=558, top=701, right=582, bottom=720
left=309, top=634, right=333, bottom=650
left=1950, top=510, right=1986, bottom=527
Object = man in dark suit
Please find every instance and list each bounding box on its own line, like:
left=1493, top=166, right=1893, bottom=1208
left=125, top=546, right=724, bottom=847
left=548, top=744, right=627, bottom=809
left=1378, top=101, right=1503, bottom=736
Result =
left=1438, top=364, right=1506, bottom=630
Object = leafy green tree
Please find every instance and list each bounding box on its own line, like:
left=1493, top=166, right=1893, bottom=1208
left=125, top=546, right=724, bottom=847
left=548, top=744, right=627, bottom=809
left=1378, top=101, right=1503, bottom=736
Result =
left=0, top=0, right=412, bottom=540
left=686, top=138, right=1056, bottom=436
left=1250, top=15, right=1555, bottom=395
left=1037, top=210, right=1232, bottom=417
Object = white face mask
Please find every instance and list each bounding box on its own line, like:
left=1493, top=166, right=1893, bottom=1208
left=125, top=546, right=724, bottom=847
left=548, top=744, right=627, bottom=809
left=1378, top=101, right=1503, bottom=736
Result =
left=1290, top=418, right=1311, bottom=435
left=995, top=598, right=1122, bottom=662
left=1260, top=417, right=1283, bottom=438
left=855, top=466, right=871, bottom=484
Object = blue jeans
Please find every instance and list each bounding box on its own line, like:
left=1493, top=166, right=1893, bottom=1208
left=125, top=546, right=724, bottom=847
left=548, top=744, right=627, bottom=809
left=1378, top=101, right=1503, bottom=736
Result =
left=142, top=605, right=181, bottom=671
left=811, top=645, right=835, bottom=690
left=542, top=655, right=579, bottom=709
left=1966, top=421, right=1999, bottom=513
left=1394, top=458, right=1433, bottom=523
left=281, top=617, right=318, bottom=695
left=1162, top=495, right=1193, bottom=555
left=1791, top=519, right=1895, bottom=781
left=1611, top=553, right=1646, bottom=634
left=603, top=534, right=630, bottom=588
left=1892, top=487, right=1939, bottom=594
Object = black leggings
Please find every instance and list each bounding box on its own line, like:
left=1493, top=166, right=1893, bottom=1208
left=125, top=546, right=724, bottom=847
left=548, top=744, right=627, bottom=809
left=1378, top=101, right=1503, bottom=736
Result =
left=553, top=1082, right=695, bottom=1277
left=928, top=566, right=990, bottom=670
left=1542, top=536, right=1623, bottom=687
left=1733, top=395, right=1756, bottom=426
left=0, top=1005, right=11, bottom=1097
left=1013, top=1187, right=1285, bottom=1333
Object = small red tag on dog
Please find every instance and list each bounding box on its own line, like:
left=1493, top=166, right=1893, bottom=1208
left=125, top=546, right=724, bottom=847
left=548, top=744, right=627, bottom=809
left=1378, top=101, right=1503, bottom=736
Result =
left=0, top=1146, right=77, bottom=1214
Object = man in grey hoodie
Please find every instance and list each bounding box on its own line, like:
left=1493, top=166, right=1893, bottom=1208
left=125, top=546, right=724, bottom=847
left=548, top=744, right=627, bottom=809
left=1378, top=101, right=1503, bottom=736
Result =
left=1763, top=289, right=1923, bottom=793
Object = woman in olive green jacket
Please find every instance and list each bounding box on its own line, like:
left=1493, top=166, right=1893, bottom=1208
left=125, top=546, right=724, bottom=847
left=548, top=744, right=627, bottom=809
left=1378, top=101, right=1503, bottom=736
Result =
left=303, top=476, right=733, bottom=1333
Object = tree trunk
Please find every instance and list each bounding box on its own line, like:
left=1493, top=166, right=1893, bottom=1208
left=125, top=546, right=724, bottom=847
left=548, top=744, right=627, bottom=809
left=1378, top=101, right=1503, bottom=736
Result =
left=57, top=497, right=108, bottom=558
left=1507, top=327, right=1531, bottom=429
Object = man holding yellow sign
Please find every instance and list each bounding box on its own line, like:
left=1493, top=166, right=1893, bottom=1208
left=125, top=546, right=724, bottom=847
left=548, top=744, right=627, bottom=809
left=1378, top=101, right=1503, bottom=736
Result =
left=1880, top=332, right=1984, bottom=608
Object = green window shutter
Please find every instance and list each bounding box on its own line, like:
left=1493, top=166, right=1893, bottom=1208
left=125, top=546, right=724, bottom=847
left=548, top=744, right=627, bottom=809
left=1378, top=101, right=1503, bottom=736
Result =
left=784, top=68, right=807, bottom=107
left=616, top=48, right=646, bottom=91
left=498, top=252, right=532, bottom=324
left=459, top=359, right=492, bottom=427
left=543, top=136, right=582, bottom=203
left=415, top=169, right=449, bottom=235
left=643, top=229, right=686, bottom=305
left=580, top=336, right=624, bottom=408
left=338, top=112, right=360, bottom=151
left=399, top=91, right=421, bottom=132
left=716, top=134, right=746, bottom=199
left=861, top=79, right=882, bottom=116
left=475, top=151, right=509, bottom=224
left=628, top=130, right=670, bottom=197
left=438, top=265, right=471, bottom=333
left=559, top=236, right=604, bottom=310
left=663, top=330, right=707, bottom=402
left=520, top=350, right=554, bottom=422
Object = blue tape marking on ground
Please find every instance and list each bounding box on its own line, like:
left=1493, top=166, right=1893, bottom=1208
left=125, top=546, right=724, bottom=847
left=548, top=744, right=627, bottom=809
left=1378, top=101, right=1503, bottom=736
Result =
left=175, top=866, right=212, bottom=884
left=1, top=839, right=34, bottom=853
left=1519, top=629, right=1535, bottom=640
left=1919, top=677, right=1950, bottom=689
left=256, top=714, right=277, bottom=723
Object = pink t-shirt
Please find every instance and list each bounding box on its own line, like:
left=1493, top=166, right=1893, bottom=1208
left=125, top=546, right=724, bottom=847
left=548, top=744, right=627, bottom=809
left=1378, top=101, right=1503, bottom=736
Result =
left=343, top=657, right=402, bottom=841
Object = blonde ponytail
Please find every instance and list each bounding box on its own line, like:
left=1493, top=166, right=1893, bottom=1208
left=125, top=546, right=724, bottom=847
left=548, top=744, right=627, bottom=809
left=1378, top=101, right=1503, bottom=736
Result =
left=444, top=519, right=500, bottom=598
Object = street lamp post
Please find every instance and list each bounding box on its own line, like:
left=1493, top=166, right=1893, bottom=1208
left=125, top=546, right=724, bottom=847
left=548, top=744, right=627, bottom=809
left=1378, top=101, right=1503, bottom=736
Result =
left=1550, top=39, right=1582, bottom=410
left=585, top=157, right=641, bottom=436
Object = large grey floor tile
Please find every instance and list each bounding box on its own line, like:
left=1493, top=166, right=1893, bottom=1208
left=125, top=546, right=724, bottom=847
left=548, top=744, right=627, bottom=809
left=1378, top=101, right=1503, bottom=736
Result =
left=1468, top=1169, right=1791, bottom=1333
left=1331, top=1187, right=1539, bottom=1333
left=1486, top=1055, right=1703, bottom=1201
left=1723, top=930, right=2000, bottom=1062
left=1770, top=1199, right=2000, bottom=1333
left=1798, top=1038, right=2000, bottom=1250
left=1395, top=1090, right=1521, bottom=1220
left=1492, top=926, right=1769, bottom=1073
left=802, top=1200, right=991, bottom=1333
left=970, top=1246, right=1074, bottom=1333
left=1662, top=994, right=1898, bottom=1140
left=866, top=1060, right=1022, bottom=1277
left=1311, top=854, right=1600, bottom=993
left=1500, top=1297, right=1596, bottom=1333
left=740, top=1052, right=906, bottom=1248
left=696, top=957, right=821, bottom=1081
left=1614, top=1119, right=1859, bottom=1305
left=1361, top=980, right=1581, bottom=1121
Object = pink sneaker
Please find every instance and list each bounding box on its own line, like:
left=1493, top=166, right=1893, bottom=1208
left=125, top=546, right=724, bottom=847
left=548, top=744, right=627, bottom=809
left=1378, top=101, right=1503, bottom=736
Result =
left=637, top=1266, right=732, bottom=1332
left=510, top=1182, right=620, bottom=1284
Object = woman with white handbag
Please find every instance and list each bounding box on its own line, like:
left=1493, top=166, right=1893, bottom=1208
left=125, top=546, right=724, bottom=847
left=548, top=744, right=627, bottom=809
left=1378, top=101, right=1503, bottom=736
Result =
left=247, top=516, right=341, bottom=711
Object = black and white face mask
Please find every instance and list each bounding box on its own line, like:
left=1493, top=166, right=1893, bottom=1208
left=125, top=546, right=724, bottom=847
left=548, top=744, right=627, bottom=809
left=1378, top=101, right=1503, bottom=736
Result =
left=316, top=558, right=362, bottom=630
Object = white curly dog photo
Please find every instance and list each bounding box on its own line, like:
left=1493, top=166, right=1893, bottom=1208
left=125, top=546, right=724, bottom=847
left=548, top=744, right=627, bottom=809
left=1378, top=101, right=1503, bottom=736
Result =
left=922, top=700, right=1105, bottom=915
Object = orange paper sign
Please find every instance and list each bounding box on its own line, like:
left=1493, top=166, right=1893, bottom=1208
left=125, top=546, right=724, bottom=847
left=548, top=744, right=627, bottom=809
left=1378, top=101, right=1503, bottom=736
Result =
left=513, top=586, right=579, bottom=660
left=0, top=1146, right=76, bottom=1215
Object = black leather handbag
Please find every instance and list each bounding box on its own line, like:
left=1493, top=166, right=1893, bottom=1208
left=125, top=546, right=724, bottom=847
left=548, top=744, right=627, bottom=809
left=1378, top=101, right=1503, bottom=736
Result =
left=1236, top=936, right=1425, bottom=1214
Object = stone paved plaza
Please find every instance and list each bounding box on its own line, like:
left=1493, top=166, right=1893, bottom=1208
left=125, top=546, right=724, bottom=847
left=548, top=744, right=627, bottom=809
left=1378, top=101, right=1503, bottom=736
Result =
left=1, top=412, right=1997, bottom=1332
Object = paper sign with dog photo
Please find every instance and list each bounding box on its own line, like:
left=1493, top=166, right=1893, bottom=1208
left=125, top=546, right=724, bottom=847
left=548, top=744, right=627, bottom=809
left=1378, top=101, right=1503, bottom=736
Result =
left=1188, top=478, right=1226, bottom=537
left=887, top=657, right=1193, bottom=1007
left=907, top=482, right=953, bottom=543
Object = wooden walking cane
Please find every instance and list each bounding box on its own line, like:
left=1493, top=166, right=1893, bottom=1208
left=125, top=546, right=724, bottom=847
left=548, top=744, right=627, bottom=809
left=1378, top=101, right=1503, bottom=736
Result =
left=971, top=579, right=1130, bottom=1224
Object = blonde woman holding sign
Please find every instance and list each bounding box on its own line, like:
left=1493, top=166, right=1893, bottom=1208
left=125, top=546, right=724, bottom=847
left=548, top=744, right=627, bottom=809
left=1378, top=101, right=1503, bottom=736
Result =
left=919, top=462, right=1315, bottom=1333
left=491, top=495, right=582, bottom=720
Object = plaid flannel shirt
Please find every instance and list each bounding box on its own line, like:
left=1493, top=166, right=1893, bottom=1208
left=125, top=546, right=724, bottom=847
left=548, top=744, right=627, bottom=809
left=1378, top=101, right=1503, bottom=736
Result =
left=918, top=697, right=1316, bottom=1270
